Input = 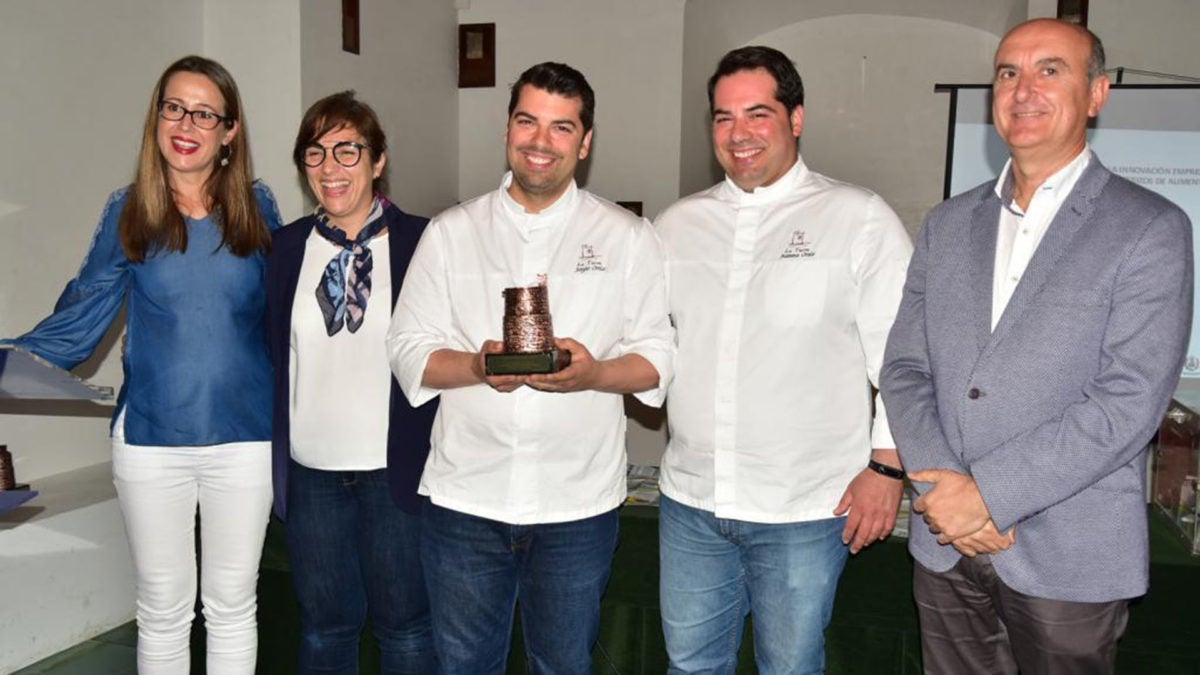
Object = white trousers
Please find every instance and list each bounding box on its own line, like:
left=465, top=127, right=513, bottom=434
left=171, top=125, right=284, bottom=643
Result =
left=112, top=437, right=273, bottom=674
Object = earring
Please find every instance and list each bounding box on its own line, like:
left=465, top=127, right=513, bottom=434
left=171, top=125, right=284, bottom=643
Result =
left=220, top=144, right=231, bottom=167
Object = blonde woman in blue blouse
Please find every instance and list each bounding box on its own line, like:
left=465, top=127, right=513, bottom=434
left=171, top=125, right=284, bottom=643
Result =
left=9, top=56, right=282, bottom=674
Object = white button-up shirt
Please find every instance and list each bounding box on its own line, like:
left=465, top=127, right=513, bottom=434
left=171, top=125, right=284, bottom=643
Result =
left=387, top=174, right=674, bottom=524
left=992, top=148, right=1092, bottom=329
left=656, top=158, right=912, bottom=523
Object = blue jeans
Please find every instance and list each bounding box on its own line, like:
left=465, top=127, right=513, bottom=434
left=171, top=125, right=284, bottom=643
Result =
left=420, top=500, right=619, bottom=675
left=659, top=495, right=849, bottom=675
left=285, top=461, right=435, bottom=674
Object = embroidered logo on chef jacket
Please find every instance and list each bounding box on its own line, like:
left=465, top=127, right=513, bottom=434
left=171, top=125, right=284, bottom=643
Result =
left=781, top=230, right=815, bottom=259
left=575, top=244, right=607, bottom=272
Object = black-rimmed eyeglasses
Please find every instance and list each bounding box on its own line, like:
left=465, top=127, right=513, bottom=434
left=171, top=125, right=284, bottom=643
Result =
left=157, top=101, right=234, bottom=130
left=302, top=141, right=371, bottom=168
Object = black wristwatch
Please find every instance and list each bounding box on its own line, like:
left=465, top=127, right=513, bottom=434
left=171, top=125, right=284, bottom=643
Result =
left=867, top=459, right=906, bottom=481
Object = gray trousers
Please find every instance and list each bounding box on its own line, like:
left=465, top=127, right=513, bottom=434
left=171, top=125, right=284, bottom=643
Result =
left=913, top=555, right=1129, bottom=675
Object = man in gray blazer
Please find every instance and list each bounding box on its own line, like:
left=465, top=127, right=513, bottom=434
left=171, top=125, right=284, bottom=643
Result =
left=881, top=18, right=1192, bottom=674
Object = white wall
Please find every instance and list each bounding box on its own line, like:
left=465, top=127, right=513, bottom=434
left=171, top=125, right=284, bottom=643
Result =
left=1090, top=0, right=1200, bottom=83
left=456, top=0, right=686, bottom=220
left=1026, top=0, right=1058, bottom=19
left=205, top=0, right=305, bottom=220
left=0, top=465, right=135, bottom=672
left=677, top=0, right=1028, bottom=205
left=753, top=16, right=998, bottom=229
left=1004, top=0, right=1200, bottom=83
left=301, top=0, right=459, bottom=219
left=0, top=0, right=205, bottom=482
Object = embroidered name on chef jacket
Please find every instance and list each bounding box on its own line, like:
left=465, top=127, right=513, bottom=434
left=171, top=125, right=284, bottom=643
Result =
left=575, top=244, right=607, bottom=272
left=780, top=230, right=815, bottom=259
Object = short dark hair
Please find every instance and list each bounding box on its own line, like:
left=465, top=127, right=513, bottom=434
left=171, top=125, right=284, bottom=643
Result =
left=507, top=62, right=595, bottom=132
left=707, top=46, right=804, bottom=116
left=293, top=90, right=387, bottom=191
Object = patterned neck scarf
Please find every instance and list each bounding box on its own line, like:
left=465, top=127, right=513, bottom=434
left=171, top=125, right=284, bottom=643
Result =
left=313, top=196, right=388, bottom=336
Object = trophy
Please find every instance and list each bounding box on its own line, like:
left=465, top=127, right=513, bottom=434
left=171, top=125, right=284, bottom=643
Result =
left=0, top=344, right=113, bottom=513
left=0, top=446, right=28, bottom=492
left=484, top=284, right=572, bottom=375
left=0, top=444, right=35, bottom=514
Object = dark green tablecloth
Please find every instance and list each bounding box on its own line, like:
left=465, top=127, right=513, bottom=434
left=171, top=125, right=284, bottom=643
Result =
left=251, top=505, right=1199, bottom=674
left=515, top=505, right=1200, bottom=674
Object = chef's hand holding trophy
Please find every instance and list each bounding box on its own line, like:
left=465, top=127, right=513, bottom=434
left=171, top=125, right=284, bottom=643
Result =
left=480, top=279, right=595, bottom=393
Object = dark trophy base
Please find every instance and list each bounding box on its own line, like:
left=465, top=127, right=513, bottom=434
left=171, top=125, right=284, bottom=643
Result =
left=485, top=349, right=572, bottom=376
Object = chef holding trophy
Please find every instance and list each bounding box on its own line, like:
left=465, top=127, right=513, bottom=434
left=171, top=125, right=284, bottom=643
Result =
left=387, top=61, right=674, bottom=674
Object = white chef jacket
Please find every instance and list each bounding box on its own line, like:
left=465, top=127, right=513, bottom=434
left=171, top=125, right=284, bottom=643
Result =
left=387, top=174, right=674, bottom=524
left=656, top=157, right=912, bottom=523
left=992, top=148, right=1091, bottom=329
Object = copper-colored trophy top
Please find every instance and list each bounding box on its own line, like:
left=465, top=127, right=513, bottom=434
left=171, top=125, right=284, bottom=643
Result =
left=0, top=446, right=15, bottom=491
left=503, top=286, right=550, bottom=316
left=502, top=285, right=555, bottom=353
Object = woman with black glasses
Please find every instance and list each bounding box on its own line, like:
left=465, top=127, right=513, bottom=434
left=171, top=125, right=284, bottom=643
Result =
left=9, top=55, right=282, bottom=673
left=265, top=91, right=437, bottom=674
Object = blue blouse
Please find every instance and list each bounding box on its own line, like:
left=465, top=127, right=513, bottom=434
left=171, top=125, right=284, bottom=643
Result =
left=14, top=182, right=284, bottom=446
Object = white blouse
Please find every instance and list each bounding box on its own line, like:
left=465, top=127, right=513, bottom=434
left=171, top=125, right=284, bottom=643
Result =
left=289, top=229, right=392, bottom=471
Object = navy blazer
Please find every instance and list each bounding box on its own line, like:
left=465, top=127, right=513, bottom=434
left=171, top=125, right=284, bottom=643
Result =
left=265, top=202, right=438, bottom=518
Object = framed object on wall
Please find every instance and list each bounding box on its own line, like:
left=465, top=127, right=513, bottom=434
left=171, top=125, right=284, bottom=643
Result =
left=342, top=0, right=360, bottom=54
left=1057, top=0, right=1089, bottom=26
left=616, top=201, right=644, bottom=217
left=459, top=23, right=495, bottom=88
